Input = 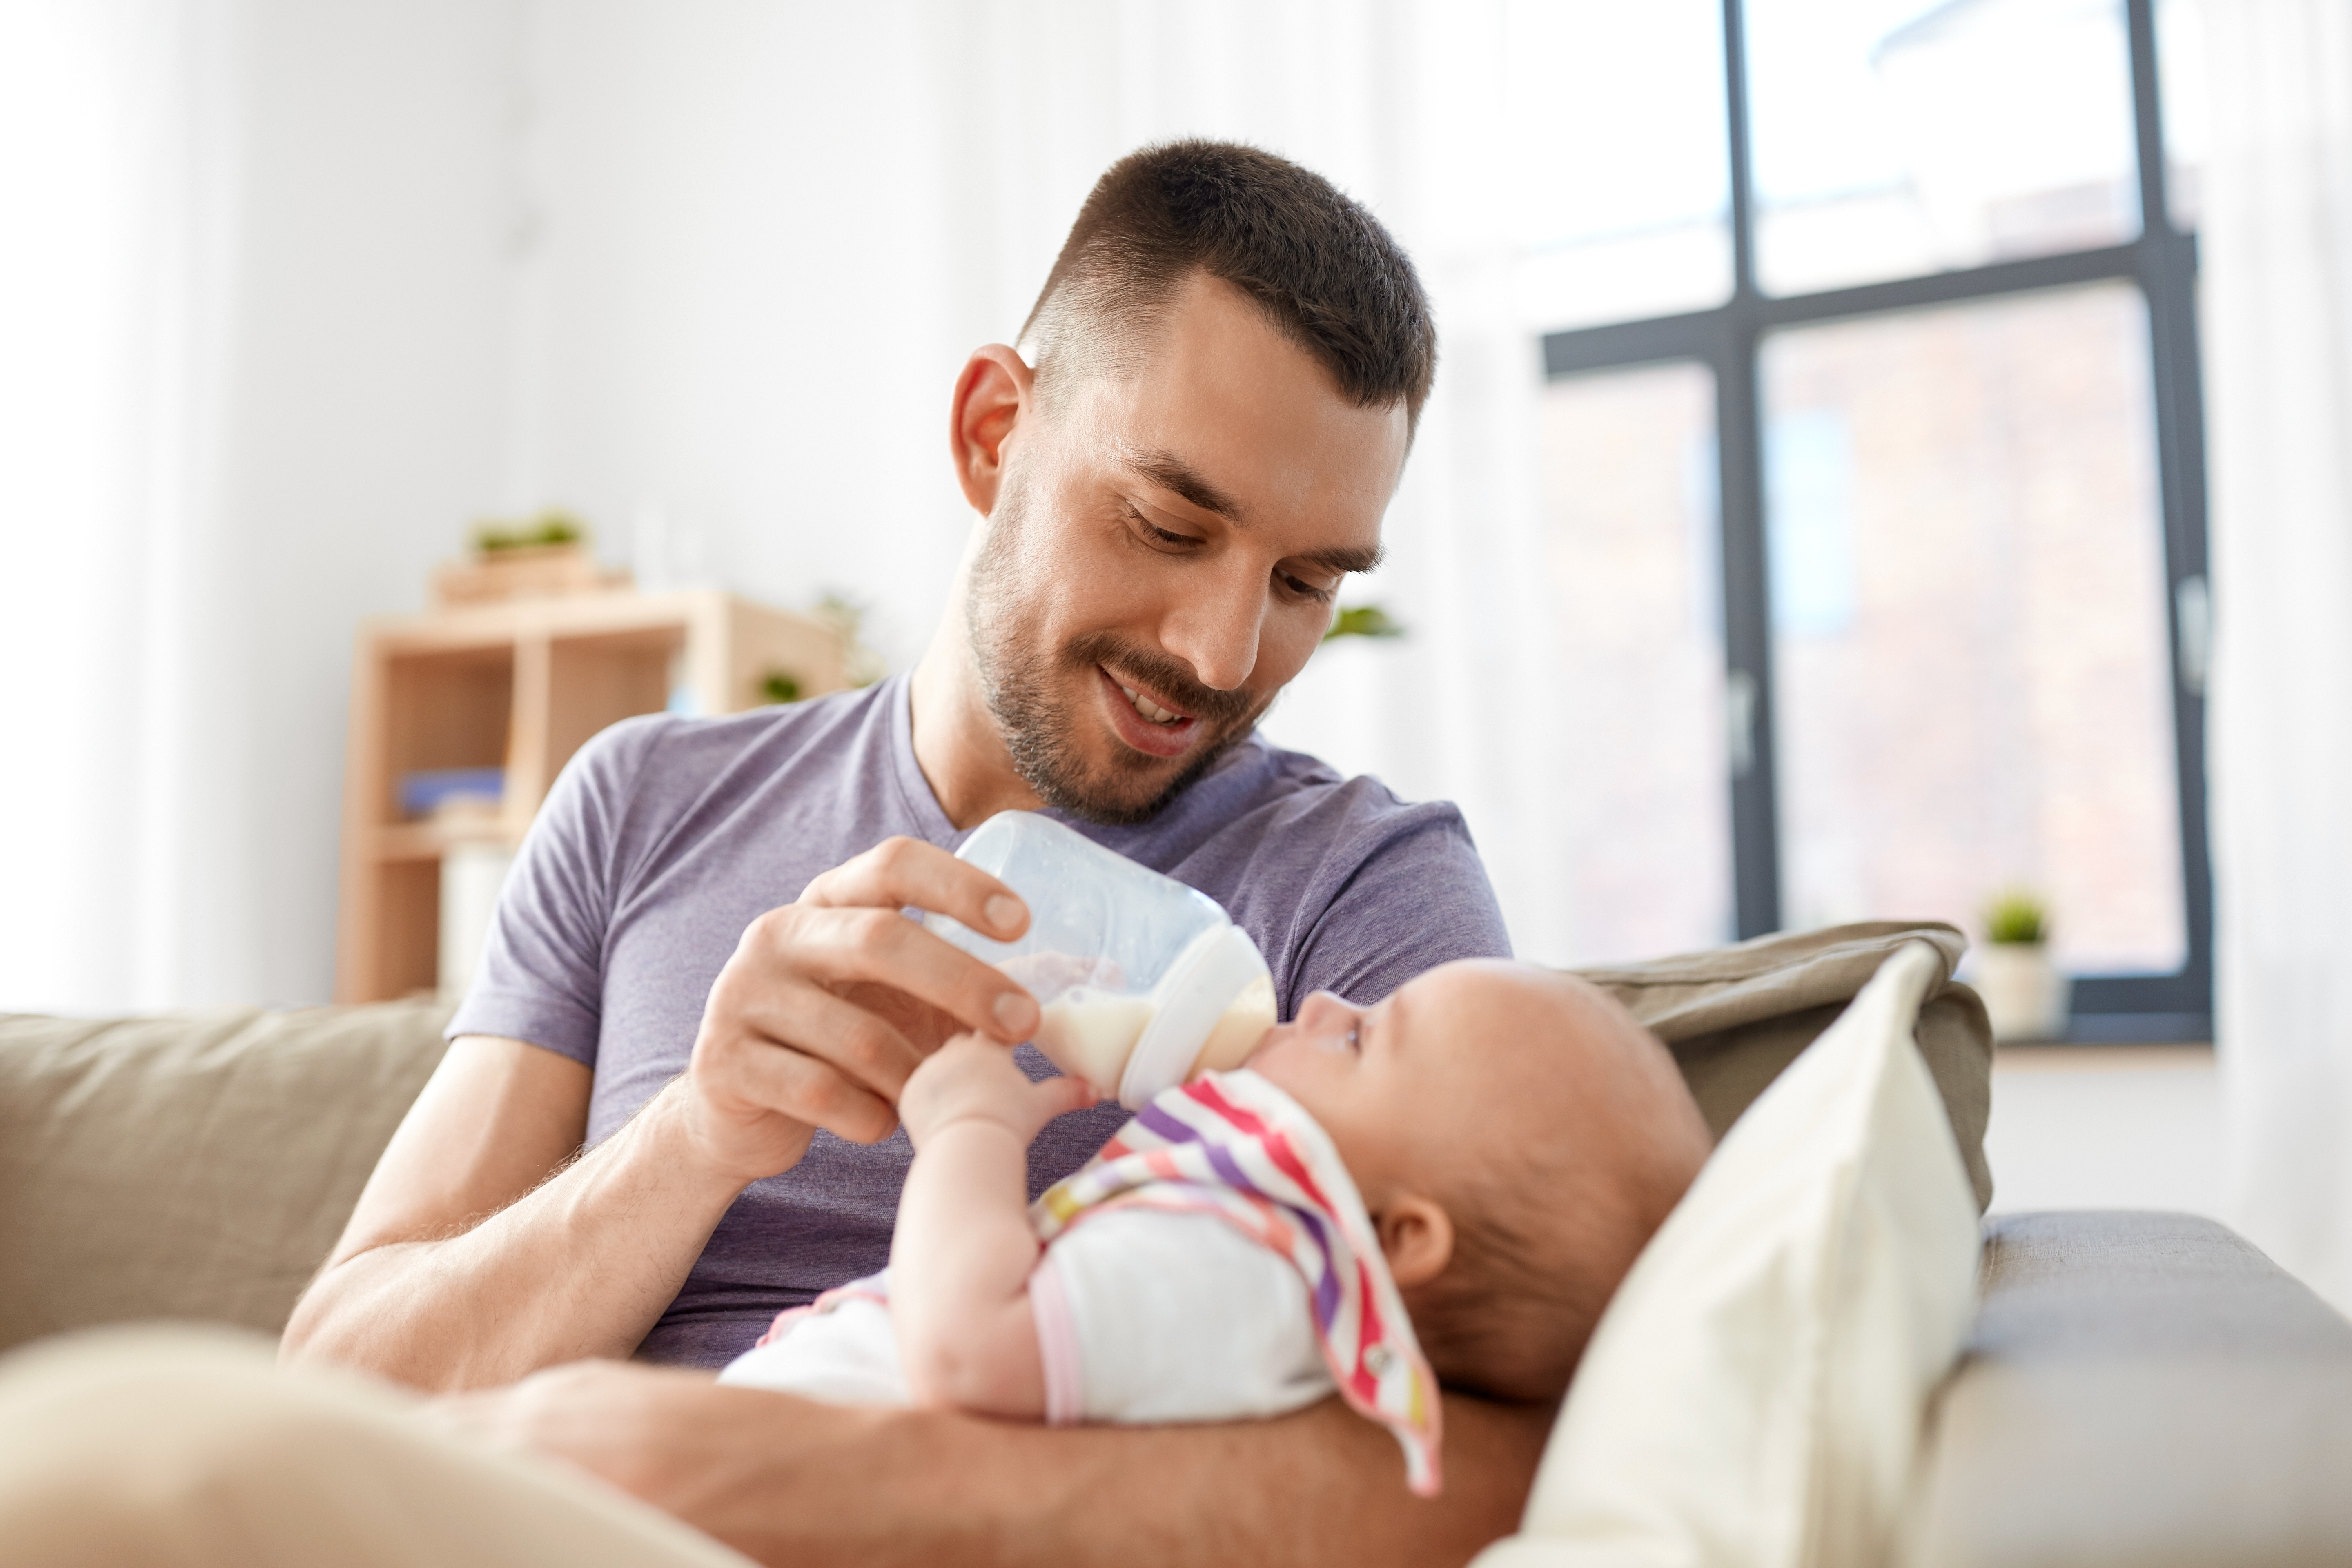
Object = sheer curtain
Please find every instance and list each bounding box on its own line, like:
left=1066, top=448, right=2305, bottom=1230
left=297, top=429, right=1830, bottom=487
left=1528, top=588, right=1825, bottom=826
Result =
left=0, top=1, right=1578, bottom=1011
left=0, top=1, right=518, bottom=1016
left=915, top=0, right=1573, bottom=959
left=2201, top=0, right=2352, bottom=1310
left=0, top=0, right=237, bottom=1013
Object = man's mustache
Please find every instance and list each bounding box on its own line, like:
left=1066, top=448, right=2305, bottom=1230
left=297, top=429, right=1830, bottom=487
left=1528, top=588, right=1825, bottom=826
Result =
left=1060, top=633, right=1262, bottom=727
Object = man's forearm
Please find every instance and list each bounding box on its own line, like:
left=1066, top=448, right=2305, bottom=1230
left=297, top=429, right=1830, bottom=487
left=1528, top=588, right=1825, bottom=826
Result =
left=497, top=1366, right=1550, bottom=1568
left=282, top=1085, right=745, bottom=1391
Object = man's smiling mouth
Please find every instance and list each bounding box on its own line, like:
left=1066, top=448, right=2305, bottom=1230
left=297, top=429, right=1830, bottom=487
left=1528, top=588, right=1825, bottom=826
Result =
left=1116, top=677, right=1186, bottom=725
left=1094, top=664, right=1208, bottom=761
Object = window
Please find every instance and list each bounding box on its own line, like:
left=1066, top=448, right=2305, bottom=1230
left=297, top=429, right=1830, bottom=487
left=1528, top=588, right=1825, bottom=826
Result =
left=1526, top=0, right=2209, bottom=1038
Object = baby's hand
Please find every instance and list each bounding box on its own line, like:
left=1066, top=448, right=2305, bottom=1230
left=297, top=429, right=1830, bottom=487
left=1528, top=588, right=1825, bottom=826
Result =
left=900, top=1034, right=1097, bottom=1149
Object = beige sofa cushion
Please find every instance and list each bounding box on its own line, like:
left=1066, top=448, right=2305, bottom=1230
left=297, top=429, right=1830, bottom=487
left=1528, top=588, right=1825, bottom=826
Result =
left=0, top=1001, right=452, bottom=1355
left=1570, top=921, right=1994, bottom=1211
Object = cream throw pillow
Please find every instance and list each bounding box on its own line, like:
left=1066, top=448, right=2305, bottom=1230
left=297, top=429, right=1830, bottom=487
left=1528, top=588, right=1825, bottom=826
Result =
left=1477, top=941, right=1982, bottom=1568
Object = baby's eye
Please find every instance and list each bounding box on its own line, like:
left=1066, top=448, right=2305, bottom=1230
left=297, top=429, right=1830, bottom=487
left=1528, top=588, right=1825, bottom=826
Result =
left=1312, top=1025, right=1360, bottom=1056
left=1315, top=1025, right=1360, bottom=1056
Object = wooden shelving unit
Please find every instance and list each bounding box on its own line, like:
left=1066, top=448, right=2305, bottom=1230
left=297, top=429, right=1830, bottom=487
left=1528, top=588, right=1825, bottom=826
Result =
left=335, top=589, right=847, bottom=1002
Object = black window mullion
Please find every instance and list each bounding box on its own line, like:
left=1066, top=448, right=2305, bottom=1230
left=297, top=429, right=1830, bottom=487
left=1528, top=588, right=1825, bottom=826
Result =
left=2140, top=235, right=2214, bottom=1026
left=1715, top=311, right=1781, bottom=941
left=1718, top=0, right=1782, bottom=940
left=2063, top=0, right=2212, bottom=1037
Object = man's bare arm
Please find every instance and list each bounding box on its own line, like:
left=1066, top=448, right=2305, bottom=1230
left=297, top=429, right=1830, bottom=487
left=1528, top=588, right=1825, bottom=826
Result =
left=437, top=1362, right=1550, bottom=1568
left=279, top=1036, right=745, bottom=1391
left=283, top=839, right=1047, bottom=1393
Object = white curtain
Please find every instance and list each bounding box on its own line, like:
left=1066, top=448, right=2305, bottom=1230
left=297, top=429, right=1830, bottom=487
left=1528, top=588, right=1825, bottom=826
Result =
left=0, top=1, right=523, bottom=1016
left=914, top=0, right=1573, bottom=960
left=2202, top=0, right=2352, bottom=1311
left=0, top=0, right=1574, bottom=1011
left=0, top=0, right=237, bottom=1013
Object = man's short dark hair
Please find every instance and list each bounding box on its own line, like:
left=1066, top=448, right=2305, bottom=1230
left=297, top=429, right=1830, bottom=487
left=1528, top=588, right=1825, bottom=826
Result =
left=1018, top=140, right=1437, bottom=428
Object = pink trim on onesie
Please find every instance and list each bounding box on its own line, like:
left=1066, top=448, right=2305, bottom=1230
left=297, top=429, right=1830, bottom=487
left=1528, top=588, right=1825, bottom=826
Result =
left=1028, top=1254, right=1085, bottom=1427
left=754, top=1276, right=891, bottom=1348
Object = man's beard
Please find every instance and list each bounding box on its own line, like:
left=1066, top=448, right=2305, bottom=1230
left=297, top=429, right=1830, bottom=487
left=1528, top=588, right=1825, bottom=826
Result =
left=967, top=487, right=1271, bottom=826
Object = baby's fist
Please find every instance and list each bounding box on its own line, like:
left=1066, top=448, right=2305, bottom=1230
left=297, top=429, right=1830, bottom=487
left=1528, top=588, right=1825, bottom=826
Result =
left=900, top=1034, right=1097, bottom=1148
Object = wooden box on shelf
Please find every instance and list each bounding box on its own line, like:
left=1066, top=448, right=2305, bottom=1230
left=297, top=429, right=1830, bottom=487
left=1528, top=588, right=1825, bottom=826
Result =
left=336, top=588, right=847, bottom=1004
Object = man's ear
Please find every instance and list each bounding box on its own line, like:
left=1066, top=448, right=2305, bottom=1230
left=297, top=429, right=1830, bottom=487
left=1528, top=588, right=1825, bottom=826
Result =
left=1374, top=1194, right=1454, bottom=1289
left=948, top=344, right=1034, bottom=516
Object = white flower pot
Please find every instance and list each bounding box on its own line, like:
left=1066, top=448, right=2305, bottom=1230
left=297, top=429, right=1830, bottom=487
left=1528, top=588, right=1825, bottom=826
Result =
left=1974, top=943, right=2071, bottom=1042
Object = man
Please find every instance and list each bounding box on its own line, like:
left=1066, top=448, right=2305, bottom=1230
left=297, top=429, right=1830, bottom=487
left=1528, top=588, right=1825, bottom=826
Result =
left=4, top=141, right=1552, bottom=1566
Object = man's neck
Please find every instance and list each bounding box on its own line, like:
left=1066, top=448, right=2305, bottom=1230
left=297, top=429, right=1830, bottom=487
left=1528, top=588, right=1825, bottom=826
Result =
left=908, top=579, right=1045, bottom=831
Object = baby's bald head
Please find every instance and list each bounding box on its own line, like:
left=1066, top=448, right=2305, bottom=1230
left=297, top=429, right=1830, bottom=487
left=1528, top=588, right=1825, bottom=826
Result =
left=1383, top=962, right=1713, bottom=1402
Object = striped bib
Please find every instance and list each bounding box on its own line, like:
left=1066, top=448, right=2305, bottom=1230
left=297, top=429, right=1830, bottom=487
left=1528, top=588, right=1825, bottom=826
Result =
left=1034, top=1068, right=1445, bottom=1496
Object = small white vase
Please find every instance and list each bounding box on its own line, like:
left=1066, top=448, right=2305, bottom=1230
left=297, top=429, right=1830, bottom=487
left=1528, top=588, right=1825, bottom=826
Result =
left=1974, top=943, right=2071, bottom=1042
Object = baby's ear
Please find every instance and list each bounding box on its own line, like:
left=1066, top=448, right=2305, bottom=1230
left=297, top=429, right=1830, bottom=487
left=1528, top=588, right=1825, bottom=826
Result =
left=1374, top=1195, right=1454, bottom=1288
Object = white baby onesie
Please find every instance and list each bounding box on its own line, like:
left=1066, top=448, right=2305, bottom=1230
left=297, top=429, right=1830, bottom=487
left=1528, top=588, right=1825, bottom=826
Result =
left=716, top=1205, right=1332, bottom=1423
left=716, top=1069, right=1446, bottom=1494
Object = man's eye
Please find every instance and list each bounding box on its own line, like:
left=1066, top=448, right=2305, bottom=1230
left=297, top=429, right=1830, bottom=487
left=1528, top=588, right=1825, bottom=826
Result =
left=1281, top=572, right=1338, bottom=604
left=1124, top=503, right=1197, bottom=550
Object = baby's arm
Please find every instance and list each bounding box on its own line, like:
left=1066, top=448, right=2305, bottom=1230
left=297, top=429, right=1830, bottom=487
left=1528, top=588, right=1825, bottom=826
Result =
left=891, top=1033, right=1096, bottom=1418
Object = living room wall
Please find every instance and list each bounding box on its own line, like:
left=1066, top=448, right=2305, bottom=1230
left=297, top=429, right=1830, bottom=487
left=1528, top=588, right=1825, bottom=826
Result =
left=2, top=0, right=1576, bottom=1013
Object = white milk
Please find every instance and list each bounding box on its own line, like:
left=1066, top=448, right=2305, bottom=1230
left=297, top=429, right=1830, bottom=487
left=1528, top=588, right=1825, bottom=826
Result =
left=1031, top=971, right=1278, bottom=1095
left=1034, top=988, right=1158, bottom=1091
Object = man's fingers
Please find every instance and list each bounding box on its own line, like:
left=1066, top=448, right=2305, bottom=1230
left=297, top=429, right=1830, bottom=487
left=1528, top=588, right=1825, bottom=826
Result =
left=725, top=979, right=928, bottom=1102
left=765, top=904, right=1040, bottom=1044
left=802, top=836, right=1030, bottom=942
left=708, top=1022, right=903, bottom=1145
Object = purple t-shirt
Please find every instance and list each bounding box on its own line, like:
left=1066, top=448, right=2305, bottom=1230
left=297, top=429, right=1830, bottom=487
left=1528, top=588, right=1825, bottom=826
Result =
left=449, top=675, right=1509, bottom=1367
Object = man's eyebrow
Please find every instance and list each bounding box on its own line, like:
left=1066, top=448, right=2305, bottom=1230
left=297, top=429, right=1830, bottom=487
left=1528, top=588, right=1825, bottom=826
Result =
left=1122, top=445, right=1247, bottom=522
left=1301, top=543, right=1385, bottom=577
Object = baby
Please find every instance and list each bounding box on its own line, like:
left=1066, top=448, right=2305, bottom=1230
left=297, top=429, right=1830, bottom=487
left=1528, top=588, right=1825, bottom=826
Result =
left=717, top=958, right=1713, bottom=1495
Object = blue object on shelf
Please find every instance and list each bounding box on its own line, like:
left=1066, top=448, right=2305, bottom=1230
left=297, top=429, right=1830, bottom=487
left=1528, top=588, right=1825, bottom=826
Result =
left=398, top=767, right=506, bottom=819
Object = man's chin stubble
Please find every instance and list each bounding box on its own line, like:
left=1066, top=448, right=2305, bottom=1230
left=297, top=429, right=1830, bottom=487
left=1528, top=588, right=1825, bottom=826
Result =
left=964, top=486, right=1267, bottom=824
left=998, top=686, right=1262, bottom=826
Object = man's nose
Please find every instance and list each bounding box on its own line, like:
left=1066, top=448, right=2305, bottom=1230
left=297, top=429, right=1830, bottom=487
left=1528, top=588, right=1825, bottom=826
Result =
left=1160, top=559, right=1265, bottom=692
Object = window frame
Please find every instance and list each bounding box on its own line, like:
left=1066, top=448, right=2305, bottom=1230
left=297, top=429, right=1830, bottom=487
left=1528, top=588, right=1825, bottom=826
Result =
left=1540, top=0, right=2210, bottom=1040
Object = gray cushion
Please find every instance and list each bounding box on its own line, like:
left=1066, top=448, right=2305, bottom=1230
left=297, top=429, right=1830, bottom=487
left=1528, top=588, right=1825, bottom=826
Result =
left=1905, top=1211, right=2352, bottom=1568
left=0, top=1002, right=452, bottom=1354
left=1572, top=921, right=1994, bottom=1210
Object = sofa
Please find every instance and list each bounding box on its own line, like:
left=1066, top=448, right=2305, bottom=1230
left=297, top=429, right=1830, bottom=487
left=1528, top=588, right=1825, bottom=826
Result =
left=4, top=923, right=2350, bottom=1566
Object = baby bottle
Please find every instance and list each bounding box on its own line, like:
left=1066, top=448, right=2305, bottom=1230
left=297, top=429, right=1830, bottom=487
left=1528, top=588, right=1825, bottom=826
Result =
left=924, top=811, right=1276, bottom=1109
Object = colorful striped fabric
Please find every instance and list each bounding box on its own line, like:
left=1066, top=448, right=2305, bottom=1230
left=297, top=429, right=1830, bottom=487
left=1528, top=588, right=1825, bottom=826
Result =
left=1033, top=1068, right=1446, bottom=1497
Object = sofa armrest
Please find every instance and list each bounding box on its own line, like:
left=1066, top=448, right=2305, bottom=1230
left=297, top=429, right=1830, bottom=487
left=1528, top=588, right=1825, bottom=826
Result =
left=1906, top=1211, right=2352, bottom=1568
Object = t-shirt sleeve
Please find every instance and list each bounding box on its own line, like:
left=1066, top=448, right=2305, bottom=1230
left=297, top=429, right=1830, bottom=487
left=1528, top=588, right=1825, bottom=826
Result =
left=443, top=716, right=670, bottom=1067
left=1033, top=1207, right=1332, bottom=1426
left=1282, top=804, right=1512, bottom=1013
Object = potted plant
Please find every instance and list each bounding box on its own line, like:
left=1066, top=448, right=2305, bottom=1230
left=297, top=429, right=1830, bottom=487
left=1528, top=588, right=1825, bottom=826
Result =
left=1974, top=889, right=2070, bottom=1042
left=1323, top=604, right=1404, bottom=643
left=431, top=509, right=630, bottom=606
